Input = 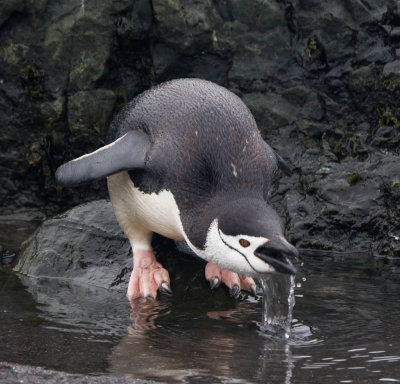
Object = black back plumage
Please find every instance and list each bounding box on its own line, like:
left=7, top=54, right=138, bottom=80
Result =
left=107, top=79, right=279, bottom=248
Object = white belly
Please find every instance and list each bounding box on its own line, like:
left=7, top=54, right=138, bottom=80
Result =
left=107, top=172, right=185, bottom=241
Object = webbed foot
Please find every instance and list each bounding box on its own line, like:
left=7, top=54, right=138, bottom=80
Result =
left=205, top=262, right=257, bottom=298
left=127, top=250, right=172, bottom=301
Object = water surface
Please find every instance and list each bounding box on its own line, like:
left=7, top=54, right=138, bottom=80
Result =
left=1, top=254, right=400, bottom=383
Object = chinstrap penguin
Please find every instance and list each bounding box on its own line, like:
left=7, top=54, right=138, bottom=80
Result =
left=55, top=78, right=298, bottom=301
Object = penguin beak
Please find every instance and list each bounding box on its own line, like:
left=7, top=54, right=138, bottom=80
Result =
left=254, top=236, right=298, bottom=275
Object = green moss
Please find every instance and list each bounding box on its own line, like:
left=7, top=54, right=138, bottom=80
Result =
left=303, top=138, right=318, bottom=149
left=306, top=37, right=317, bottom=60
left=26, top=141, right=42, bottom=166
left=305, top=36, right=324, bottom=63
left=391, top=178, right=400, bottom=190
left=343, top=132, right=354, bottom=139
left=381, top=77, right=400, bottom=92
left=212, top=30, right=221, bottom=52
left=347, top=172, right=360, bottom=186
left=20, top=64, right=45, bottom=99
left=383, top=177, right=400, bottom=203
left=332, top=140, right=341, bottom=155
left=330, top=123, right=366, bottom=160
left=0, top=39, right=18, bottom=65
left=377, top=105, right=400, bottom=127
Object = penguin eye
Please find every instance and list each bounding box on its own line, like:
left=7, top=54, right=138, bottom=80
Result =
left=239, top=239, right=250, bottom=248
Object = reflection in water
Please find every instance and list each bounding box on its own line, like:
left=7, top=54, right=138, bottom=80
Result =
left=111, top=289, right=316, bottom=384
left=256, top=342, right=294, bottom=384
left=129, top=298, right=170, bottom=330
left=2, top=254, right=400, bottom=383
left=111, top=312, right=256, bottom=382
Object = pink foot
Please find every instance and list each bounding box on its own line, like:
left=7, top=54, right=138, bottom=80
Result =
left=127, top=250, right=171, bottom=301
left=205, top=262, right=257, bottom=298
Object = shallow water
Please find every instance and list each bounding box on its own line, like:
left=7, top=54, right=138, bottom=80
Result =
left=1, top=254, right=400, bottom=383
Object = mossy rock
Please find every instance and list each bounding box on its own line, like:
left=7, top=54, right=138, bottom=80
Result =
left=68, top=90, right=116, bottom=136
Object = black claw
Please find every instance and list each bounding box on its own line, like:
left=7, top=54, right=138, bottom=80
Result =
left=231, top=284, right=240, bottom=299
left=210, top=278, right=220, bottom=290
left=161, top=282, right=173, bottom=295
left=251, top=285, right=257, bottom=297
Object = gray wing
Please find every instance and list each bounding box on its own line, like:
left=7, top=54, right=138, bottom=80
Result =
left=55, top=131, right=151, bottom=187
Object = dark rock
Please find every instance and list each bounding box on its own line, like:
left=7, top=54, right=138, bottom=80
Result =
left=296, top=119, right=330, bottom=139
left=242, top=92, right=297, bottom=130
left=14, top=200, right=132, bottom=290
left=0, top=362, right=159, bottom=384
left=282, top=153, right=399, bottom=255
left=68, top=90, right=116, bottom=136
left=13, top=200, right=203, bottom=292
left=350, top=65, right=374, bottom=89
left=116, top=0, right=153, bottom=40
left=383, top=59, right=400, bottom=77
left=282, top=86, right=324, bottom=121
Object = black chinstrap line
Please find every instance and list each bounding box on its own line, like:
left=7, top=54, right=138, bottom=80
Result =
left=218, top=229, right=264, bottom=274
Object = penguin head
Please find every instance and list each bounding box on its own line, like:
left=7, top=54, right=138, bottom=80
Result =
left=201, top=199, right=298, bottom=276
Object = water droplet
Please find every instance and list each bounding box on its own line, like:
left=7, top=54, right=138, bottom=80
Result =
left=348, top=348, right=367, bottom=352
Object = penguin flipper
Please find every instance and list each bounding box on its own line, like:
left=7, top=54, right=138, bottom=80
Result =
left=55, top=131, right=151, bottom=187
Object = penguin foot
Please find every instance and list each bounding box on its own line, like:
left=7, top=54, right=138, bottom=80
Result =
left=127, top=250, right=171, bottom=301
left=205, top=262, right=257, bottom=298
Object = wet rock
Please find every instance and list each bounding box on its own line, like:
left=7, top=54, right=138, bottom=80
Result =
left=243, top=92, right=297, bottom=131
left=224, top=1, right=292, bottom=91
left=13, top=200, right=203, bottom=292
left=383, top=59, right=400, bottom=77
left=350, top=66, right=374, bottom=89
left=14, top=200, right=132, bottom=290
left=282, top=86, right=324, bottom=121
left=68, top=90, right=116, bottom=136
left=0, top=362, right=159, bottom=384
left=282, top=153, right=400, bottom=255
left=116, top=0, right=152, bottom=40
left=296, top=119, right=330, bottom=139
left=152, top=0, right=219, bottom=55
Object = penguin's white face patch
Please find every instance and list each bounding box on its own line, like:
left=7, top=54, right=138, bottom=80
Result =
left=217, top=228, right=276, bottom=275
left=185, top=219, right=275, bottom=276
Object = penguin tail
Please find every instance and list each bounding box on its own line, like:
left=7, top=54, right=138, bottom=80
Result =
left=274, top=151, right=293, bottom=176
left=55, top=131, right=151, bottom=187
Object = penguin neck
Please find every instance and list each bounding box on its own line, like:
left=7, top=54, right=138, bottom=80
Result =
left=209, top=192, right=262, bottom=215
